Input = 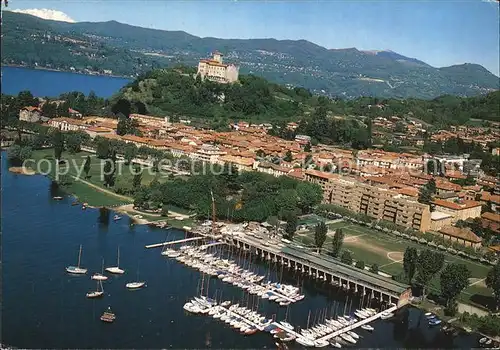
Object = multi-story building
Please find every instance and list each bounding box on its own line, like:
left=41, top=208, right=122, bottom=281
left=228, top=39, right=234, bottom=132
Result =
left=19, top=106, right=42, bottom=122
left=432, top=199, right=482, bottom=222
left=197, top=51, right=239, bottom=84
left=304, top=170, right=431, bottom=231
left=192, top=144, right=226, bottom=163
left=49, top=117, right=87, bottom=131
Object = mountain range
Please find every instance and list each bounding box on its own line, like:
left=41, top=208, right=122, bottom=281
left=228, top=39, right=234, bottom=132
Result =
left=2, top=11, right=498, bottom=99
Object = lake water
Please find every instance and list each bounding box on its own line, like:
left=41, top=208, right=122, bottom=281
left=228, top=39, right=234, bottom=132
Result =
left=1, top=153, right=480, bottom=349
left=1, top=66, right=131, bottom=98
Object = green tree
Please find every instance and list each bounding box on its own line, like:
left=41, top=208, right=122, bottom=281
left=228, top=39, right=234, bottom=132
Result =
left=114, top=176, right=134, bottom=195
left=440, top=263, right=471, bottom=309
left=403, top=247, right=419, bottom=283
left=132, top=166, right=143, bottom=189
left=486, top=261, right=500, bottom=311
left=416, top=249, right=445, bottom=297
left=304, top=142, right=312, bottom=152
left=7, top=144, right=32, bottom=164
left=124, top=143, right=137, bottom=165
left=65, top=132, right=84, bottom=154
left=331, top=228, right=344, bottom=258
left=96, top=138, right=110, bottom=159
left=296, top=182, right=323, bottom=214
left=341, top=251, right=353, bottom=265
left=52, top=130, right=64, bottom=161
left=283, top=150, right=293, bottom=162
left=370, top=263, right=379, bottom=274
left=83, top=155, right=91, bottom=179
left=418, top=183, right=433, bottom=205
left=314, top=221, right=328, bottom=253
left=355, top=260, right=365, bottom=269
left=284, top=213, right=298, bottom=239
left=111, top=98, right=132, bottom=118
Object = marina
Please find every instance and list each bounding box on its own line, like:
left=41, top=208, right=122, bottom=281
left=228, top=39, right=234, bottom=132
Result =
left=1, top=153, right=487, bottom=349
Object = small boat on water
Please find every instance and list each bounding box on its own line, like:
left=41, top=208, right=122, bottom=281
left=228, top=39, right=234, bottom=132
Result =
left=429, top=319, right=442, bottom=326
left=340, top=333, right=356, bottom=344
left=53, top=196, right=63, bottom=200
left=361, top=324, right=374, bottom=331
left=296, top=337, right=315, bottom=347
left=126, top=281, right=146, bottom=289
left=113, top=215, right=122, bottom=221
left=71, top=201, right=79, bottom=206
left=105, top=247, right=125, bottom=274
left=87, top=280, right=104, bottom=298
left=100, top=307, right=116, bottom=323
left=480, top=337, right=489, bottom=345
left=380, top=311, right=394, bottom=320
left=92, top=259, right=109, bottom=281
left=329, top=340, right=342, bottom=348
left=424, top=312, right=433, bottom=316
left=314, top=339, right=330, bottom=347
left=66, top=245, right=88, bottom=274
left=82, top=202, right=88, bottom=210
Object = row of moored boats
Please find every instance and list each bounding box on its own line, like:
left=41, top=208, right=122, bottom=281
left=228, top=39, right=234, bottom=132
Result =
left=164, top=245, right=305, bottom=305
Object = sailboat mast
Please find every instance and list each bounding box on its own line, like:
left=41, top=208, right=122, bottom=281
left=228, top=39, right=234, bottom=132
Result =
left=306, top=310, right=311, bottom=329
left=117, top=247, right=120, bottom=268
left=77, top=245, right=82, bottom=268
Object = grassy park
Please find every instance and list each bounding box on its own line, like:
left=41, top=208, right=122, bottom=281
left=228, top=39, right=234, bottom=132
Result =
left=27, top=149, right=167, bottom=207
left=294, top=220, right=494, bottom=307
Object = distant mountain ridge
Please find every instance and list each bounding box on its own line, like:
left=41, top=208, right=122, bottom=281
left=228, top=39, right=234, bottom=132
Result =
left=2, top=11, right=499, bottom=99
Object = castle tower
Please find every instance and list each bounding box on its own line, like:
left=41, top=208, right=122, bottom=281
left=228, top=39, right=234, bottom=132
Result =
left=212, top=51, right=223, bottom=63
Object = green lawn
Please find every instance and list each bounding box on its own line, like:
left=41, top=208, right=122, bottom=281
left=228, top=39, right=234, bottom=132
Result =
left=295, top=220, right=493, bottom=308
left=28, top=149, right=167, bottom=207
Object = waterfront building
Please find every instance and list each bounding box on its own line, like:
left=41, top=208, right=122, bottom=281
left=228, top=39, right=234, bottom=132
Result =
left=197, top=51, right=239, bottom=84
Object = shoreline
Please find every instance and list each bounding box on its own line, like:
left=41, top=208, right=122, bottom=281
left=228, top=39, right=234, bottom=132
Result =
left=1, top=64, right=132, bottom=80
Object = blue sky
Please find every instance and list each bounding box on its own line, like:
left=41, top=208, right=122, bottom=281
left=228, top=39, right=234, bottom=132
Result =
left=8, top=0, right=500, bottom=75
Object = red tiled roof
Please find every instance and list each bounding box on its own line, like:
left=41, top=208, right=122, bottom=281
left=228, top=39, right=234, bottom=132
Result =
left=439, top=226, right=482, bottom=243
left=305, top=169, right=339, bottom=180
left=432, top=199, right=482, bottom=210
left=482, top=212, right=500, bottom=224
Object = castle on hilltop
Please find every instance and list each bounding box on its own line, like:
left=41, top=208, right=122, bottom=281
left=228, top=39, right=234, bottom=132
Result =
left=197, top=51, right=239, bottom=84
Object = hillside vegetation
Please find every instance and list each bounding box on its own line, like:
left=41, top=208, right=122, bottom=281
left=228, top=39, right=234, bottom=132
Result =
left=116, top=68, right=500, bottom=128
left=2, top=11, right=498, bottom=99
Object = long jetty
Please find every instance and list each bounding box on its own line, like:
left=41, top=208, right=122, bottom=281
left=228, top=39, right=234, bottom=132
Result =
left=145, top=237, right=203, bottom=249
left=317, top=305, right=398, bottom=342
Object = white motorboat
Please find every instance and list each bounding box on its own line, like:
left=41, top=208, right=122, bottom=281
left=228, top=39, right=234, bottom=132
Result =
left=380, top=311, right=394, bottom=319
left=314, top=339, right=330, bottom=348
left=347, top=331, right=359, bottom=339
left=113, top=215, right=122, bottom=221
left=361, top=324, right=374, bottom=331
left=279, top=321, right=294, bottom=330
left=105, top=247, right=125, bottom=274
left=66, top=245, right=88, bottom=274
left=296, top=337, right=315, bottom=347
left=126, top=281, right=146, bottom=289
left=329, top=340, right=342, bottom=348
left=340, top=333, right=356, bottom=344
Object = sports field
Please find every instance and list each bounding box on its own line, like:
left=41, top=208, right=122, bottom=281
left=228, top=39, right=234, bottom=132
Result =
left=294, top=220, right=493, bottom=306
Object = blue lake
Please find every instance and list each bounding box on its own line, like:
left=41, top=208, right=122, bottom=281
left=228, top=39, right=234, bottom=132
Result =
left=1, top=66, right=131, bottom=98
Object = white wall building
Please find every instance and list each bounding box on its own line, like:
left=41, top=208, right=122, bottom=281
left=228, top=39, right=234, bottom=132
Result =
left=197, top=51, right=239, bottom=84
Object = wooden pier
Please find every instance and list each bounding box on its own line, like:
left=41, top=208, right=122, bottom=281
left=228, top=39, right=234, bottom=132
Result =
left=145, top=237, right=204, bottom=249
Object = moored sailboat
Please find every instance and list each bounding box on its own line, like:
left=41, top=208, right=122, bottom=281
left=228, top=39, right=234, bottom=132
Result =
left=105, top=247, right=125, bottom=274
left=66, top=245, right=88, bottom=274
left=92, top=259, right=108, bottom=281
left=87, top=280, right=104, bottom=298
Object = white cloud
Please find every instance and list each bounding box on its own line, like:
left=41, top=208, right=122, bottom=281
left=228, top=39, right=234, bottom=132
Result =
left=10, top=8, right=76, bottom=23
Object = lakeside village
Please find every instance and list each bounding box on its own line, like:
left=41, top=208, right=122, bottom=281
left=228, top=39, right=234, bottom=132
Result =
left=3, top=53, right=500, bottom=344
